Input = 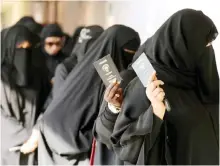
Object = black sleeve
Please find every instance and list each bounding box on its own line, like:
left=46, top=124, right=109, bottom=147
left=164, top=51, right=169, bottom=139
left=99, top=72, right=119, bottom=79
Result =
left=111, top=106, right=164, bottom=164
left=101, top=106, right=119, bottom=130
left=93, top=100, right=119, bottom=149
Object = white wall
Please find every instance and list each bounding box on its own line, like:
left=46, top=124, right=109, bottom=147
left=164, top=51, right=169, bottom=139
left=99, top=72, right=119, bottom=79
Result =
left=57, top=1, right=84, bottom=35
left=1, top=1, right=32, bottom=28
left=108, top=0, right=220, bottom=72
left=57, top=1, right=108, bottom=35
left=83, top=1, right=108, bottom=28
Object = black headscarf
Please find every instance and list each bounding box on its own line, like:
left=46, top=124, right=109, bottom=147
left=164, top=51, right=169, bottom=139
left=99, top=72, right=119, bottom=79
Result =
left=62, top=25, right=104, bottom=73
left=40, top=25, right=140, bottom=160
left=16, top=16, right=43, bottom=35
left=41, top=23, right=73, bottom=56
left=1, top=25, right=36, bottom=87
left=72, top=26, right=85, bottom=48
left=40, top=23, right=67, bottom=80
left=40, top=23, right=64, bottom=41
left=142, top=9, right=219, bottom=103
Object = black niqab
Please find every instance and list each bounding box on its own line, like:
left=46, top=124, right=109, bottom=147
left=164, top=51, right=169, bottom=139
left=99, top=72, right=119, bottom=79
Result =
left=1, top=25, right=35, bottom=87
left=39, top=25, right=140, bottom=164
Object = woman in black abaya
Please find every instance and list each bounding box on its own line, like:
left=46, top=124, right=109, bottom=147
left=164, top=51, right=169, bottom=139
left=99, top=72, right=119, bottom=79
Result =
left=1, top=25, right=50, bottom=165
left=53, top=25, right=104, bottom=95
left=38, top=25, right=140, bottom=165
left=109, top=9, right=219, bottom=165
left=39, top=23, right=67, bottom=82
left=92, top=45, right=144, bottom=165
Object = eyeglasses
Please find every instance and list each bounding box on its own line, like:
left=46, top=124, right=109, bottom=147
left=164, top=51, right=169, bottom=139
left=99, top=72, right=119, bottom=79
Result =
left=45, top=41, right=62, bottom=47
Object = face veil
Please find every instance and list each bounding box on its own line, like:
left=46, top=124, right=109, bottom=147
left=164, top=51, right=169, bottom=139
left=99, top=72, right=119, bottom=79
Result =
left=1, top=25, right=35, bottom=87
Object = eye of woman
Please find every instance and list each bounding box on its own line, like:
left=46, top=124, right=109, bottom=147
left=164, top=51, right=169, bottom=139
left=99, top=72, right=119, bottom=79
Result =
left=16, top=41, right=32, bottom=49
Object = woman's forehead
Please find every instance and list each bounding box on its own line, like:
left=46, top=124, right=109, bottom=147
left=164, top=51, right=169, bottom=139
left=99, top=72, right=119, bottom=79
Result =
left=45, top=37, right=62, bottom=42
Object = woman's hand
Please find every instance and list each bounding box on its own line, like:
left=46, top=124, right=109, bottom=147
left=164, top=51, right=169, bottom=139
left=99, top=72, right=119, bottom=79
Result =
left=146, top=72, right=166, bottom=120
left=104, top=81, right=123, bottom=108
left=20, top=129, right=40, bottom=154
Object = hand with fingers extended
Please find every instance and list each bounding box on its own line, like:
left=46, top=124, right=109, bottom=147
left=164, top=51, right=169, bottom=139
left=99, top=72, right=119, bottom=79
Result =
left=104, top=81, right=123, bottom=110
left=146, top=72, right=166, bottom=120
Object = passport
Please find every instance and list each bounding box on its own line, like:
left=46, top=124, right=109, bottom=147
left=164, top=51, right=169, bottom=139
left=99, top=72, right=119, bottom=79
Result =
left=132, top=53, right=171, bottom=112
left=93, top=54, right=122, bottom=87
left=132, top=53, right=155, bottom=87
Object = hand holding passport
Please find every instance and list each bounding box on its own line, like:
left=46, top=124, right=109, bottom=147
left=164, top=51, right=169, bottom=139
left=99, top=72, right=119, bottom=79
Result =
left=93, top=53, right=170, bottom=111
left=132, top=53, right=171, bottom=112
left=93, top=53, right=155, bottom=88
left=104, top=81, right=123, bottom=109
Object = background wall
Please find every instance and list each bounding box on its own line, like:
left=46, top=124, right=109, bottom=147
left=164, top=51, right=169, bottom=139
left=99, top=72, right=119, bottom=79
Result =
left=57, top=1, right=108, bottom=34
left=57, top=1, right=84, bottom=34
left=1, top=1, right=32, bottom=28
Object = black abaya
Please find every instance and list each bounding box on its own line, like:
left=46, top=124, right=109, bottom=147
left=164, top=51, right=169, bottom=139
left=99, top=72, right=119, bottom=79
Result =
left=38, top=25, right=140, bottom=165
left=110, top=9, right=219, bottom=165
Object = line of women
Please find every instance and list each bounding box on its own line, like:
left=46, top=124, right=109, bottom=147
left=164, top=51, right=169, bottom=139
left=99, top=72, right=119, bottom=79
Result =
left=1, top=16, right=104, bottom=165
left=1, top=9, right=219, bottom=165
